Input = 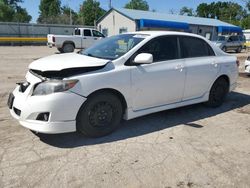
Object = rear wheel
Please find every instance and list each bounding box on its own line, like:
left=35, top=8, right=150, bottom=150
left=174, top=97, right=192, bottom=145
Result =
left=62, top=43, right=75, bottom=53
left=205, top=77, right=229, bottom=107
left=76, top=92, right=123, bottom=137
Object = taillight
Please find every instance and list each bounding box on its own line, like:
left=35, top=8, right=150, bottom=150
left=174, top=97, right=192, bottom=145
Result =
left=52, top=36, right=55, bottom=43
left=236, top=60, right=240, bottom=67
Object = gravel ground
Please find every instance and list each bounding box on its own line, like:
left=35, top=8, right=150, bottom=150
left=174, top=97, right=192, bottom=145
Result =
left=0, top=46, right=250, bottom=188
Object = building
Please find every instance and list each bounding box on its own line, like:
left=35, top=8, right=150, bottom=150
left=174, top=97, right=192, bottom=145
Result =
left=97, top=8, right=242, bottom=40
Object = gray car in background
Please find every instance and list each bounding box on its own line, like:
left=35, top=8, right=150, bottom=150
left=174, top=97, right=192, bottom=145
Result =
left=213, top=35, right=244, bottom=53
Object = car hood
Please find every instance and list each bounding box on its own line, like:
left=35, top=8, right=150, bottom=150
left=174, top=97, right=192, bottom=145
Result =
left=212, top=41, right=224, bottom=45
left=29, top=53, right=110, bottom=71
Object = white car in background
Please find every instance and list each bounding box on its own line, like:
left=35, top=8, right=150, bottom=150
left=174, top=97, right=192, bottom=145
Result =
left=245, top=56, right=250, bottom=74
left=8, top=31, right=238, bottom=137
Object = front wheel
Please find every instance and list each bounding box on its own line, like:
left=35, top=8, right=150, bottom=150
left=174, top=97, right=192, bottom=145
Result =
left=76, top=92, right=123, bottom=137
left=205, top=77, right=229, bottom=107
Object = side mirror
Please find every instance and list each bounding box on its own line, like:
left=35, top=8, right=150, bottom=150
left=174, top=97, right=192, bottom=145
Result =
left=134, top=53, right=153, bottom=64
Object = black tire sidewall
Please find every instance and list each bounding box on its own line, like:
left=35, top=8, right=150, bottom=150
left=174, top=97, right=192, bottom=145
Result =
left=57, top=48, right=63, bottom=53
left=63, top=43, right=74, bottom=53
left=207, top=78, right=228, bottom=107
left=76, top=92, right=123, bottom=137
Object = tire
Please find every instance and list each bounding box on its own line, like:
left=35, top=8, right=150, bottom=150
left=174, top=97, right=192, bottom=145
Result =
left=57, top=48, right=63, bottom=53
left=222, top=46, right=227, bottom=52
left=236, top=46, right=242, bottom=53
left=205, top=77, right=229, bottom=107
left=76, top=92, right=123, bottom=137
left=62, top=43, right=75, bottom=53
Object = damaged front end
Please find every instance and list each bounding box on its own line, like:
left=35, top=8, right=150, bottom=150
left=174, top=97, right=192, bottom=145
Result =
left=29, top=65, right=106, bottom=80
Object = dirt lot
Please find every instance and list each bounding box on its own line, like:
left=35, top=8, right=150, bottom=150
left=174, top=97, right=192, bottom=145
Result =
left=0, top=46, right=250, bottom=188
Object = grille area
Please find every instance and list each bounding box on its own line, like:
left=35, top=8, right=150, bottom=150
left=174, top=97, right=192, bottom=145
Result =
left=13, top=107, right=21, bottom=116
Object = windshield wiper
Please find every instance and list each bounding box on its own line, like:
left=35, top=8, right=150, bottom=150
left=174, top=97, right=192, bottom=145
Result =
left=84, top=53, right=113, bottom=60
left=85, top=53, right=95, bottom=57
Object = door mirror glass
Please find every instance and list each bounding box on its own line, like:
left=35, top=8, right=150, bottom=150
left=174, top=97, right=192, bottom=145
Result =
left=134, top=53, right=153, bottom=64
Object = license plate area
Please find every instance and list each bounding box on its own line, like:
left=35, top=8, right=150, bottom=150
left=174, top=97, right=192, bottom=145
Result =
left=7, top=93, right=15, bottom=109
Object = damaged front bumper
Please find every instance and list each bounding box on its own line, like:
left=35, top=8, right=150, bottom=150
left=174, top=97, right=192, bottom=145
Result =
left=8, top=71, right=86, bottom=134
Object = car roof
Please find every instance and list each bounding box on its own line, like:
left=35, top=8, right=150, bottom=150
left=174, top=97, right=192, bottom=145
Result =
left=126, top=30, right=207, bottom=39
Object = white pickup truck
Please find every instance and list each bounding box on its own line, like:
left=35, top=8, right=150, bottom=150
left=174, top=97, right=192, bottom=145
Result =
left=47, top=28, right=105, bottom=53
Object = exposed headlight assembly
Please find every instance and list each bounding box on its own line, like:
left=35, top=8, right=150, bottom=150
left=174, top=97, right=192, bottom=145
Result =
left=33, top=79, right=78, bottom=96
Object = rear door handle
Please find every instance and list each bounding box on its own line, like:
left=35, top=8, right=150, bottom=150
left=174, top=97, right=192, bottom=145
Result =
left=175, top=64, right=184, bottom=71
left=211, top=62, right=218, bottom=67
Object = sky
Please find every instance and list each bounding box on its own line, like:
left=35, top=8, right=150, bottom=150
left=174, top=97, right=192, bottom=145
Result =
left=21, top=0, right=246, bottom=23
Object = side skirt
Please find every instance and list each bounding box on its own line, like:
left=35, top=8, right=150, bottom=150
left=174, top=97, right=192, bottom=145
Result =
left=124, top=92, right=209, bottom=120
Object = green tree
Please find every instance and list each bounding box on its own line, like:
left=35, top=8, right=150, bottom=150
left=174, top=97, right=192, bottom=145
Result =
left=59, top=6, right=78, bottom=25
left=196, top=3, right=210, bottom=18
left=196, top=1, right=246, bottom=25
left=180, top=6, right=194, bottom=16
left=124, top=0, right=149, bottom=11
left=241, top=15, right=250, bottom=29
left=0, top=0, right=31, bottom=22
left=0, top=1, right=15, bottom=21
left=78, top=0, right=106, bottom=26
left=37, top=0, right=61, bottom=24
left=244, top=0, right=250, bottom=11
left=12, top=6, right=31, bottom=22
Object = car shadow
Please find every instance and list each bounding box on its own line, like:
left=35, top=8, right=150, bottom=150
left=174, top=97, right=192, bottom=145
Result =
left=35, top=91, right=250, bottom=148
left=239, top=72, right=250, bottom=78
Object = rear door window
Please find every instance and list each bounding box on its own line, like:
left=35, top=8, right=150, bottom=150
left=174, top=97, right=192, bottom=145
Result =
left=83, top=29, right=92, bottom=37
left=138, top=36, right=179, bottom=62
left=74, top=29, right=81, bottom=35
left=180, top=36, right=215, bottom=58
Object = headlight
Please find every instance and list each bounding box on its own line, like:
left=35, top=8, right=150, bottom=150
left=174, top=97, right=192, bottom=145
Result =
left=33, top=79, right=78, bottom=96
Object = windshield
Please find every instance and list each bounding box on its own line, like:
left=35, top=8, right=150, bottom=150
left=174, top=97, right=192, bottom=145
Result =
left=81, top=34, right=148, bottom=60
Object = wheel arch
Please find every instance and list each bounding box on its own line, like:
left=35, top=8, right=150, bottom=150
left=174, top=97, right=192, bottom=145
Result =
left=86, top=88, right=128, bottom=113
left=210, top=74, right=230, bottom=92
left=63, top=41, right=75, bottom=48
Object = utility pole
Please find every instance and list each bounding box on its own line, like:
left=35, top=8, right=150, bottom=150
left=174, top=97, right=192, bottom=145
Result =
left=68, top=0, right=72, bottom=25
left=109, top=0, right=112, bottom=9
left=70, top=8, right=72, bottom=25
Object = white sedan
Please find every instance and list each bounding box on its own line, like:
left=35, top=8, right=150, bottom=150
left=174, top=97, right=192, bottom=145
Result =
left=8, top=31, right=238, bottom=137
left=245, top=56, right=250, bottom=73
